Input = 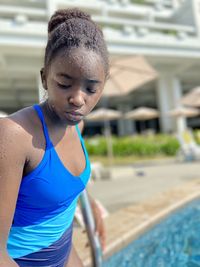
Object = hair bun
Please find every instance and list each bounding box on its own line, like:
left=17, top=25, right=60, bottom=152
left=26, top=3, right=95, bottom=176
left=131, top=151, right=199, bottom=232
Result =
left=48, top=8, right=91, bottom=34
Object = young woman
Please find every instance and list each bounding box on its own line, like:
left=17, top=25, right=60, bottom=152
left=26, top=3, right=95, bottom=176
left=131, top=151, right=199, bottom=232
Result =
left=0, top=8, right=109, bottom=267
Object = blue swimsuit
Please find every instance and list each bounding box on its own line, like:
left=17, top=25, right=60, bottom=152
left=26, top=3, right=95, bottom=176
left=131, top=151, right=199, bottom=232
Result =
left=7, top=104, right=91, bottom=267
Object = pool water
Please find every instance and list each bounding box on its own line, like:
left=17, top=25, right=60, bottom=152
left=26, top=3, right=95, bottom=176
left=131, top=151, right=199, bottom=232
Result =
left=103, top=199, right=200, bottom=267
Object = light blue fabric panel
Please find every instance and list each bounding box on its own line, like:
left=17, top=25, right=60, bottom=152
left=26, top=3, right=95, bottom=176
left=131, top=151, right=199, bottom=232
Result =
left=7, top=197, right=78, bottom=258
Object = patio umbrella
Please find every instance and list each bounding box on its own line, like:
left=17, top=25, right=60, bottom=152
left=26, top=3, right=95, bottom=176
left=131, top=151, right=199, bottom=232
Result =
left=85, top=108, right=122, bottom=164
left=167, top=106, right=199, bottom=117
left=0, top=111, right=7, bottom=118
left=85, top=108, right=122, bottom=121
left=124, top=107, right=159, bottom=132
left=181, top=87, right=200, bottom=107
left=167, top=106, right=199, bottom=133
left=125, top=107, right=159, bottom=120
left=103, top=56, right=157, bottom=96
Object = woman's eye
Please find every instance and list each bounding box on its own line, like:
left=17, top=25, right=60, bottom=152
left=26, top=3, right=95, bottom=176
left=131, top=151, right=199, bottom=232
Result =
left=87, top=87, right=97, bottom=94
left=57, top=82, right=71, bottom=89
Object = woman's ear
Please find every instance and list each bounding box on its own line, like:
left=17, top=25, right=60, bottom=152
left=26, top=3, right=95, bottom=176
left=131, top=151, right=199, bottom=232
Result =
left=40, top=67, right=47, bottom=90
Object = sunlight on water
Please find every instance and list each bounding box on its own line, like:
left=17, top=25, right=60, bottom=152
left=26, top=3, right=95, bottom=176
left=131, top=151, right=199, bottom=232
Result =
left=103, top=200, right=200, bottom=267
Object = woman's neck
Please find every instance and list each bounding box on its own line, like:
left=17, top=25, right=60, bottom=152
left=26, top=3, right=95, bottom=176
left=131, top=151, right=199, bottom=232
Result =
left=41, top=101, right=72, bottom=131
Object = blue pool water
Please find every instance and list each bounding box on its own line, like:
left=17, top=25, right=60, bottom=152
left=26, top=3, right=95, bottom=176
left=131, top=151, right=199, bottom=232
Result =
left=103, top=199, right=200, bottom=267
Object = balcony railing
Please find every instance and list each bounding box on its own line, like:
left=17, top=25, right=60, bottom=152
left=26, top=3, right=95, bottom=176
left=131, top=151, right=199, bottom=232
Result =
left=0, top=5, right=47, bottom=20
left=0, top=19, right=46, bottom=37
left=0, top=0, right=198, bottom=49
left=94, top=15, right=196, bottom=38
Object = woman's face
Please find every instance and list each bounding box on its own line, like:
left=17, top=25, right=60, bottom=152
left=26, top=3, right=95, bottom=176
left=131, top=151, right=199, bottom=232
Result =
left=42, top=47, right=106, bottom=125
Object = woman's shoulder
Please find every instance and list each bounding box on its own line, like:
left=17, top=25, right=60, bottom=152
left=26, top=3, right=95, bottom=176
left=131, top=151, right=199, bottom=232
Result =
left=0, top=105, right=39, bottom=142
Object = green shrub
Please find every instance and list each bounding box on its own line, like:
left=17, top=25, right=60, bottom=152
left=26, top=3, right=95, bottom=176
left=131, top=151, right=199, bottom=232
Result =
left=130, top=0, right=145, bottom=4
left=159, top=138, right=180, bottom=156
left=84, top=134, right=180, bottom=157
left=112, top=137, right=160, bottom=156
left=85, top=137, right=107, bottom=156
left=193, top=130, right=200, bottom=145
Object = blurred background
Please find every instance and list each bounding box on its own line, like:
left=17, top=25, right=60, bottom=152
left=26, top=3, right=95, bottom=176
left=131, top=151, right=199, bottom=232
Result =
left=1, top=0, right=200, bottom=132
left=3, top=2, right=200, bottom=266
left=1, top=0, right=200, bottom=203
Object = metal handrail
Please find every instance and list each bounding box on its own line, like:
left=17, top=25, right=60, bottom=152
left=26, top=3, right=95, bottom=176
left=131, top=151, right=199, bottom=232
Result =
left=79, top=190, right=103, bottom=267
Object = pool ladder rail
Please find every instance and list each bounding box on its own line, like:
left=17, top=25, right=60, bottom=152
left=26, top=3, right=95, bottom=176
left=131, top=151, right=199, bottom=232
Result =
left=79, top=190, right=103, bottom=267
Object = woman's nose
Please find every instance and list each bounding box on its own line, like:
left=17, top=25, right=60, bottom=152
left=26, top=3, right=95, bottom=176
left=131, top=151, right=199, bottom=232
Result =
left=68, top=89, right=85, bottom=107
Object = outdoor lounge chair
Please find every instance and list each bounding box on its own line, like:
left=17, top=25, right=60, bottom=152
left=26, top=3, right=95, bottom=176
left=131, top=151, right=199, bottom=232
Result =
left=90, top=162, right=111, bottom=180
left=176, top=129, right=200, bottom=161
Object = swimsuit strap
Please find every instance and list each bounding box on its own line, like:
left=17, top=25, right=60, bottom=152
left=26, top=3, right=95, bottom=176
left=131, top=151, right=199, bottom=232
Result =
left=75, top=124, right=83, bottom=142
left=33, top=104, right=51, bottom=147
left=75, top=124, right=89, bottom=160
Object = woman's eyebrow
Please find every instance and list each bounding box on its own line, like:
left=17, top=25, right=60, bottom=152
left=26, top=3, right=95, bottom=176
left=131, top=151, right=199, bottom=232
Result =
left=57, top=73, right=102, bottom=84
left=57, top=73, right=73, bottom=79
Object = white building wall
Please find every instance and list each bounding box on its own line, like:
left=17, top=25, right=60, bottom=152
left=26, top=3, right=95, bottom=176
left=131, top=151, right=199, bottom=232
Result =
left=171, top=0, right=195, bottom=26
left=0, top=0, right=200, bottom=133
left=171, top=0, right=200, bottom=37
left=157, top=74, right=173, bottom=132
left=156, top=74, right=186, bottom=133
left=117, top=103, right=135, bottom=136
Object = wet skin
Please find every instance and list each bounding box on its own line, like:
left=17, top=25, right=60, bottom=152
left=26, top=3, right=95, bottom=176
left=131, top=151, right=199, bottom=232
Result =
left=41, top=47, right=106, bottom=127
left=25, top=47, right=106, bottom=177
left=0, top=39, right=107, bottom=267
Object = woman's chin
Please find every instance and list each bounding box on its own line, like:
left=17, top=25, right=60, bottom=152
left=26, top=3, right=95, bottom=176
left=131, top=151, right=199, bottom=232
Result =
left=63, top=112, right=83, bottom=125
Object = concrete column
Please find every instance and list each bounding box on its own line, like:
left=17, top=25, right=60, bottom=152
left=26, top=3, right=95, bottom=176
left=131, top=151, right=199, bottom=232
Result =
left=192, top=0, right=200, bottom=37
left=156, top=74, right=185, bottom=133
left=156, top=75, right=173, bottom=133
left=46, top=0, right=56, bottom=18
left=169, top=77, right=186, bottom=133
left=172, top=0, right=180, bottom=9
left=117, top=104, right=135, bottom=136
left=37, top=74, right=46, bottom=103
left=124, top=104, right=135, bottom=135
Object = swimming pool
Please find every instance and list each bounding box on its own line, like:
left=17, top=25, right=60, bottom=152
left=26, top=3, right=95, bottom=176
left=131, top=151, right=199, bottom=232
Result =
left=103, top=199, right=200, bottom=267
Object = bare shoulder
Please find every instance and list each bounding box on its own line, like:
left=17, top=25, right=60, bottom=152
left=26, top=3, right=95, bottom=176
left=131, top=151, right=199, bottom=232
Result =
left=0, top=106, right=39, bottom=158
left=0, top=106, right=36, bottom=137
left=0, top=117, right=25, bottom=147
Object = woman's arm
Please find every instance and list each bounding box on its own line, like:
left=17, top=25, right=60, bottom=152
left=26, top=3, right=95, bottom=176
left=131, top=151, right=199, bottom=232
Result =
left=0, top=119, right=27, bottom=266
left=88, top=196, right=106, bottom=251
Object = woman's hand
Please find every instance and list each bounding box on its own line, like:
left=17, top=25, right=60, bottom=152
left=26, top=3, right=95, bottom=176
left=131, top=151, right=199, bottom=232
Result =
left=90, top=198, right=106, bottom=251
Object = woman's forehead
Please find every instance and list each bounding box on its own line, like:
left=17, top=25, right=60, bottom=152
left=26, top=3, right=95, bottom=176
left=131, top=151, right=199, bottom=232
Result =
left=49, top=47, right=105, bottom=79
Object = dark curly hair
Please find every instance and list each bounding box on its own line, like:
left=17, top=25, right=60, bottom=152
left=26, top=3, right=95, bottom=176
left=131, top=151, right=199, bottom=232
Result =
left=44, top=8, right=109, bottom=78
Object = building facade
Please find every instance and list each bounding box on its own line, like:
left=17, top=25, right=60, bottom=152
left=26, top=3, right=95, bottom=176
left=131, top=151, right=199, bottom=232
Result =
left=1, top=0, right=200, bottom=134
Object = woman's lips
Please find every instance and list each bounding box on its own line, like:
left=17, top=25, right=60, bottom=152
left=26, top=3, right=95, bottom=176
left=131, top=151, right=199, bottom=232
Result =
left=65, top=112, right=83, bottom=121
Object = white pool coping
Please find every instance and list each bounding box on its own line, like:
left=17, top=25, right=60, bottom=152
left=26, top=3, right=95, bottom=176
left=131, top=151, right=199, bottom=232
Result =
left=74, top=180, right=200, bottom=267
left=104, top=190, right=200, bottom=261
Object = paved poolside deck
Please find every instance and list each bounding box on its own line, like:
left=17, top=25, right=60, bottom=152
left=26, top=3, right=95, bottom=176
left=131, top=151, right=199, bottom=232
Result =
left=73, top=160, right=200, bottom=266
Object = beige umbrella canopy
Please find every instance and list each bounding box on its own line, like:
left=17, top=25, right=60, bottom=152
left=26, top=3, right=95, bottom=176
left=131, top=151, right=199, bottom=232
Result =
left=124, top=107, right=159, bottom=133
left=167, top=106, right=199, bottom=118
left=103, top=56, right=157, bottom=96
left=85, top=108, right=122, bottom=121
left=167, top=106, right=199, bottom=134
left=0, top=111, right=8, bottom=118
left=124, top=107, right=159, bottom=120
left=181, top=87, right=200, bottom=107
left=85, top=108, right=122, bottom=164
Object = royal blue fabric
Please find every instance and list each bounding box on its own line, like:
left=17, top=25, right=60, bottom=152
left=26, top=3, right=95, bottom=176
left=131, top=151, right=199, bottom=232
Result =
left=14, top=223, right=73, bottom=267
left=7, top=104, right=91, bottom=262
